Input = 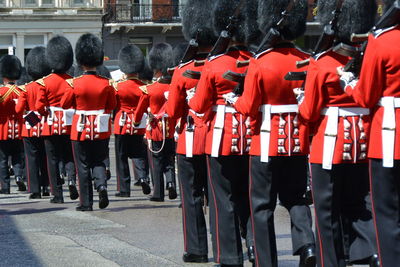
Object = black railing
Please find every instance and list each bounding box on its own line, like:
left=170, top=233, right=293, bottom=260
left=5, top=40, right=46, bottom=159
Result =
left=104, top=3, right=184, bottom=24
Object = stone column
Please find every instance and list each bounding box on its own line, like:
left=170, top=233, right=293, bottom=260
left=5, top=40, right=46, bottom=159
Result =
left=16, top=33, right=25, bottom=65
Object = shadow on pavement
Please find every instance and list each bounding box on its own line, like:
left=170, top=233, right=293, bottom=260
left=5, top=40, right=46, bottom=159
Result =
left=0, top=210, right=44, bottom=266
left=1, top=207, right=67, bottom=216
left=106, top=204, right=179, bottom=212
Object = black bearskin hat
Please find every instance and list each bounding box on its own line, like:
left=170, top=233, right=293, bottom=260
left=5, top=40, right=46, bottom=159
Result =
left=148, top=43, right=173, bottom=75
left=16, top=67, right=33, bottom=85
left=0, top=55, right=22, bottom=80
left=182, top=0, right=218, bottom=46
left=258, top=0, right=308, bottom=41
left=26, top=46, right=52, bottom=81
left=172, top=42, right=189, bottom=66
left=212, top=0, right=259, bottom=43
left=139, top=58, right=154, bottom=82
left=118, top=44, right=145, bottom=74
left=317, top=0, right=377, bottom=43
left=46, top=35, right=73, bottom=73
left=75, top=33, right=104, bottom=68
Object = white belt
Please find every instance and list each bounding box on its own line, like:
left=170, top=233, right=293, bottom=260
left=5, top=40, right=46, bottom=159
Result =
left=75, top=109, right=105, bottom=116
left=189, top=109, right=205, bottom=118
left=47, top=106, right=75, bottom=126
left=321, top=107, right=370, bottom=170
left=259, top=104, right=299, bottom=163
left=211, top=105, right=237, bottom=157
left=378, top=97, right=400, bottom=168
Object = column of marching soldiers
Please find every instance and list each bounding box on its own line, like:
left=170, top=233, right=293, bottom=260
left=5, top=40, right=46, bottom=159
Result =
left=1, top=0, right=400, bottom=266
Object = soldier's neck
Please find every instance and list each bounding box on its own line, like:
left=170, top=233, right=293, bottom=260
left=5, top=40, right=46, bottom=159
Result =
left=3, top=78, right=15, bottom=85
left=82, top=66, right=97, bottom=72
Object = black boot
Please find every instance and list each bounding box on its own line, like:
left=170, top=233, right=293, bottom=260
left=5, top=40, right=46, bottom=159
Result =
left=29, top=193, right=41, bottom=199
left=0, top=188, right=10, bottom=194
left=140, top=179, right=151, bottom=195
left=98, top=185, right=109, bottom=209
left=247, top=246, right=255, bottom=264
left=115, top=192, right=130, bottom=197
left=15, top=176, right=27, bottom=192
left=68, top=180, right=79, bottom=200
left=182, top=253, right=208, bottom=263
left=50, top=195, right=64, bottom=203
left=369, top=254, right=380, bottom=267
left=167, top=182, right=177, bottom=200
left=299, top=244, right=316, bottom=267
left=42, top=186, right=50, bottom=196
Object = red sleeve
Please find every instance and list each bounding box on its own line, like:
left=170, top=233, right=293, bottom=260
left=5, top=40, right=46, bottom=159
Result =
left=345, top=36, right=384, bottom=108
left=105, top=86, right=117, bottom=112
left=188, top=64, right=214, bottom=114
left=15, top=90, right=27, bottom=115
left=60, top=85, right=75, bottom=109
left=134, top=93, right=149, bottom=124
left=234, top=60, right=262, bottom=117
left=166, top=70, right=186, bottom=119
left=35, top=85, right=48, bottom=115
left=299, top=59, right=330, bottom=123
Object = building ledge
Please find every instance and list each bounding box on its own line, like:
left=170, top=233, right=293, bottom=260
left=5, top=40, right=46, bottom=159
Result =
left=104, top=22, right=181, bottom=33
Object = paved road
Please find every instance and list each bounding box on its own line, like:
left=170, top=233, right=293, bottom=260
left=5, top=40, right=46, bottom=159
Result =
left=0, top=181, right=304, bottom=267
left=0, top=138, right=309, bottom=267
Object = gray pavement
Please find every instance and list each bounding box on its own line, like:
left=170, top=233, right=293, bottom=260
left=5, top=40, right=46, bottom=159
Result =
left=0, top=138, right=306, bottom=267
left=0, top=181, right=302, bottom=267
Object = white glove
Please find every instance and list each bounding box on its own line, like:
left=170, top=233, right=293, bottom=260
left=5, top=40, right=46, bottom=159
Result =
left=186, top=88, right=196, bottom=101
left=293, top=88, right=305, bottom=105
left=164, top=91, right=169, bottom=100
left=337, top=67, right=358, bottom=90
left=222, top=92, right=238, bottom=105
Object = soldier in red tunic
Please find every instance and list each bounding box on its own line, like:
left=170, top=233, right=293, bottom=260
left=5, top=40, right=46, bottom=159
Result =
left=299, top=0, right=379, bottom=266
left=166, top=0, right=216, bottom=263
left=114, top=44, right=151, bottom=197
left=338, top=0, right=400, bottom=265
left=188, top=0, right=259, bottom=265
left=35, top=36, right=78, bottom=203
left=0, top=56, right=26, bottom=194
left=16, top=46, right=51, bottom=199
left=61, top=33, right=116, bottom=211
left=134, top=43, right=177, bottom=202
left=224, top=1, right=317, bottom=266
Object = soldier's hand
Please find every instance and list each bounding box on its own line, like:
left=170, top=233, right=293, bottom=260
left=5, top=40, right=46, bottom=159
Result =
left=222, top=92, right=238, bottom=105
left=293, top=88, right=305, bottom=105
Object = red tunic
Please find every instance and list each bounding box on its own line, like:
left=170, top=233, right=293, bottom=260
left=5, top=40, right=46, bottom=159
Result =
left=345, top=26, right=400, bottom=160
left=114, top=77, right=146, bottom=136
left=60, top=74, right=117, bottom=141
left=166, top=59, right=210, bottom=155
left=299, top=51, right=370, bottom=164
left=235, top=46, right=310, bottom=157
left=134, top=81, right=176, bottom=142
left=189, top=48, right=253, bottom=156
left=16, top=81, right=45, bottom=138
left=35, top=73, right=73, bottom=136
left=0, top=84, right=23, bottom=140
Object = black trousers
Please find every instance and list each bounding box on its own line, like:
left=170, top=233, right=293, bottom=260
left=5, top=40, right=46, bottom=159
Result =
left=71, top=139, right=109, bottom=208
left=44, top=135, right=75, bottom=197
left=207, top=155, right=253, bottom=265
left=151, top=139, right=176, bottom=199
left=250, top=156, right=315, bottom=267
left=115, top=134, right=149, bottom=193
left=311, top=163, right=377, bottom=267
left=177, top=154, right=208, bottom=255
left=23, top=137, right=49, bottom=194
left=0, top=140, right=24, bottom=190
left=370, top=159, right=400, bottom=267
